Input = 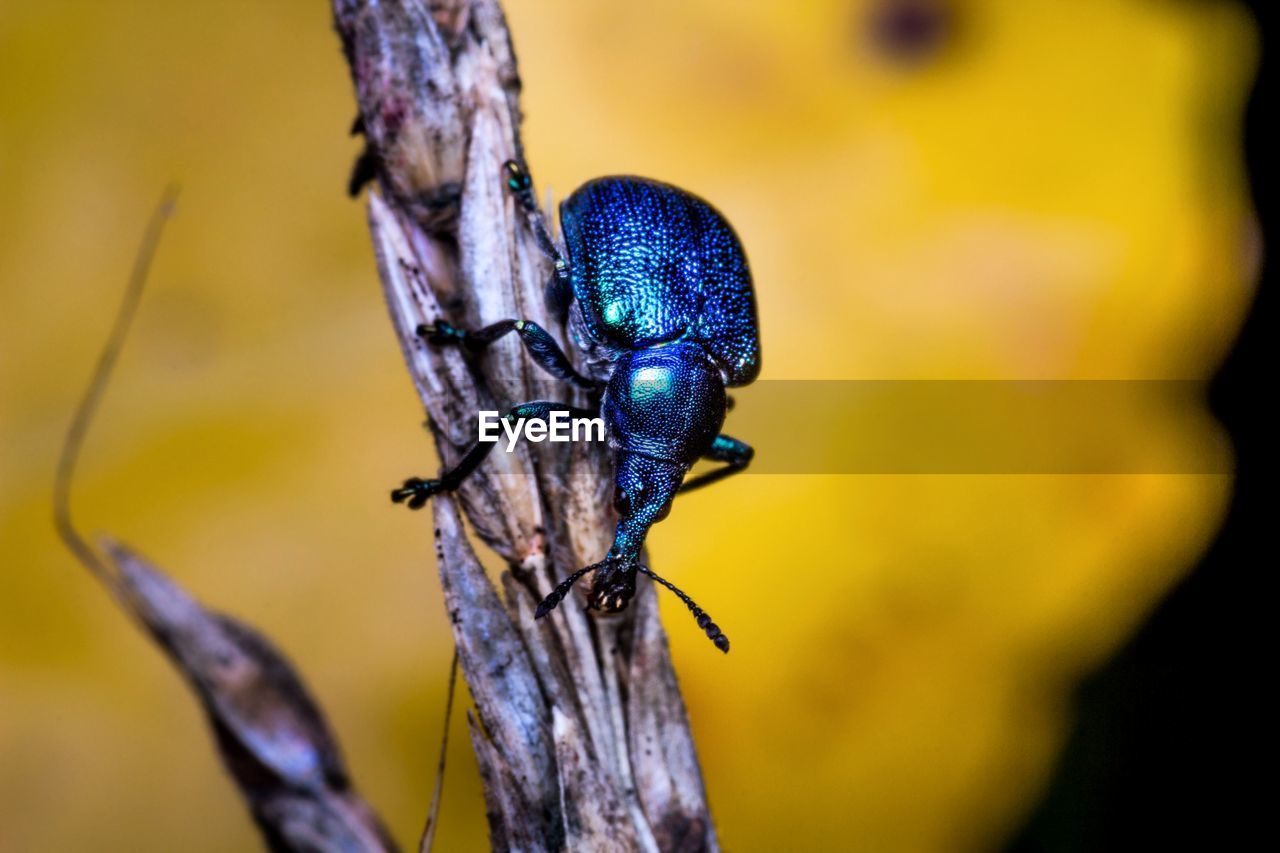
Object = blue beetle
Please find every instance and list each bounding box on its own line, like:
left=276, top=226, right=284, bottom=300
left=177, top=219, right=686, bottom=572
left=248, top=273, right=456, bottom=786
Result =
left=392, top=162, right=759, bottom=652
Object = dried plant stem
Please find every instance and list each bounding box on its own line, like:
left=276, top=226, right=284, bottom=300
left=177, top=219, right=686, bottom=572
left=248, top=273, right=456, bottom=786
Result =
left=334, top=1, right=720, bottom=850
left=56, top=191, right=396, bottom=852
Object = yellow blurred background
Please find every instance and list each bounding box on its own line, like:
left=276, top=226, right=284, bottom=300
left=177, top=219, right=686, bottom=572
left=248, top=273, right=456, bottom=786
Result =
left=0, top=1, right=1256, bottom=851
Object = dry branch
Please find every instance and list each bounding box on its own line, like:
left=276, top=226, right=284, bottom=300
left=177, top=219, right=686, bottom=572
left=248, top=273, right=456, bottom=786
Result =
left=101, top=540, right=399, bottom=852
left=56, top=192, right=395, bottom=852
left=335, top=1, right=719, bottom=850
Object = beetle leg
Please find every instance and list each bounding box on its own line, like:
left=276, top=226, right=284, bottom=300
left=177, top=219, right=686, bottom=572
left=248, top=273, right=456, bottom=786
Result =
left=416, top=319, right=601, bottom=390
left=392, top=400, right=599, bottom=510
left=502, top=160, right=572, bottom=281
left=544, top=270, right=573, bottom=321
left=678, top=434, right=753, bottom=494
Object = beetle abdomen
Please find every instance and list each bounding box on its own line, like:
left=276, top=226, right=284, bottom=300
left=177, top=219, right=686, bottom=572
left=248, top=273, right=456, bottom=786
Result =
left=560, top=176, right=761, bottom=386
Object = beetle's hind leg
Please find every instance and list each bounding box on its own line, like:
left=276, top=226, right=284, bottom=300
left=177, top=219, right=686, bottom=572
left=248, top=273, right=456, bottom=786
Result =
left=679, top=434, right=754, bottom=494
left=416, top=319, right=600, bottom=391
left=392, top=401, right=600, bottom=510
left=390, top=438, right=490, bottom=510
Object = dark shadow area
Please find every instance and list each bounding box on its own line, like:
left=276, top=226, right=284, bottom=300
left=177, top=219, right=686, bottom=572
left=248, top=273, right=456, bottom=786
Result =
left=1005, top=1, right=1273, bottom=849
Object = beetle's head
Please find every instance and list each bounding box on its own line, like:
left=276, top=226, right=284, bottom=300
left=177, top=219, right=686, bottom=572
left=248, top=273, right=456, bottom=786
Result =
left=611, top=449, right=682, bottom=536
left=533, top=555, right=730, bottom=653
left=613, top=453, right=681, bottom=514
left=531, top=556, right=636, bottom=618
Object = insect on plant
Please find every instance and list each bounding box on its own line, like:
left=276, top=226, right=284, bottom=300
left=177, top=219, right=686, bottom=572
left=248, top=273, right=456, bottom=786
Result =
left=391, top=161, right=760, bottom=652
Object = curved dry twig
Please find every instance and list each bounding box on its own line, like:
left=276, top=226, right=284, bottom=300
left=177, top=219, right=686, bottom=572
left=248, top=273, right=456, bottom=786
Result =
left=56, top=193, right=397, bottom=852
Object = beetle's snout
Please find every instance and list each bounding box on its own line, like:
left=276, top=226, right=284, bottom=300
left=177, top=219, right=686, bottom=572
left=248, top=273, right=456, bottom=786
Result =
left=613, top=484, right=673, bottom=524
left=589, top=565, right=637, bottom=613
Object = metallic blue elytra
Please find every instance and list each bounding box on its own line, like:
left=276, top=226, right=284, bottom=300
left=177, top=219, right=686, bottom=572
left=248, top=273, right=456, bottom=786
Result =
left=392, top=164, right=759, bottom=652
left=560, top=177, right=761, bottom=388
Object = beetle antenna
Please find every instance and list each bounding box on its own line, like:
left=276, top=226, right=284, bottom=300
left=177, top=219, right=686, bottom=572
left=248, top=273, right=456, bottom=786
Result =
left=636, top=566, right=730, bottom=653
left=534, top=563, right=597, bottom=619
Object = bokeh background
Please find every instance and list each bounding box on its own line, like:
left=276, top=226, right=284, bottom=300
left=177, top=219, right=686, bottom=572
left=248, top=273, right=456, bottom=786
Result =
left=0, top=1, right=1259, bottom=851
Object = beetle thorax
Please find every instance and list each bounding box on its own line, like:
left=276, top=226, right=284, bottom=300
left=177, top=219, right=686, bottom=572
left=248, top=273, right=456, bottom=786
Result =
left=602, top=343, right=727, bottom=467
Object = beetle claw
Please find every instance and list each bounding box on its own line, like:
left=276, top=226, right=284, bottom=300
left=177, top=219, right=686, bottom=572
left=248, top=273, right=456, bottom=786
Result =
left=391, top=477, right=442, bottom=510
left=502, top=159, right=532, bottom=192
left=502, top=159, right=537, bottom=211
left=415, top=320, right=462, bottom=346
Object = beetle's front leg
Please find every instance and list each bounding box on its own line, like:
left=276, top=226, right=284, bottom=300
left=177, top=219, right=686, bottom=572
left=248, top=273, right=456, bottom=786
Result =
left=392, top=401, right=600, bottom=509
left=417, top=319, right=600, bottom=391
left=390, top=434, right=493, bottom=510
left=679, top=434, right=754, bottom=494
left=503, top=160, right=571, bottom=278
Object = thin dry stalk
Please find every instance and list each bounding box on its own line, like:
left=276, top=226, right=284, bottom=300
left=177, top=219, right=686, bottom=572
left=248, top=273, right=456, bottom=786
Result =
left=55, top=196, right=396, bottom=853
